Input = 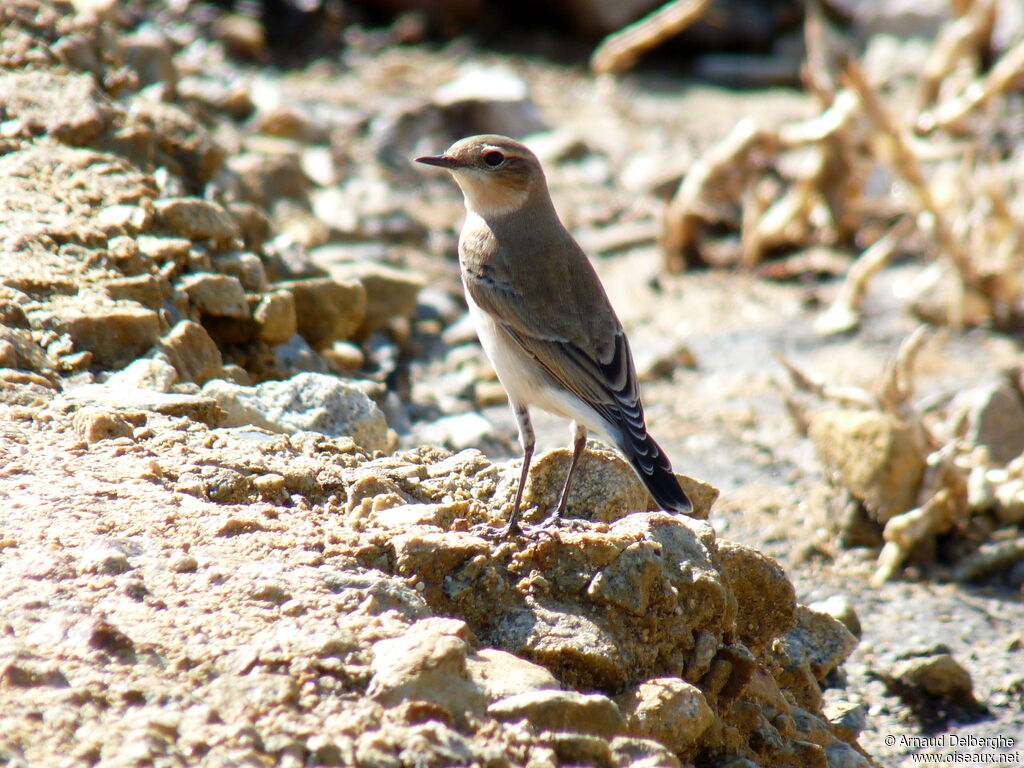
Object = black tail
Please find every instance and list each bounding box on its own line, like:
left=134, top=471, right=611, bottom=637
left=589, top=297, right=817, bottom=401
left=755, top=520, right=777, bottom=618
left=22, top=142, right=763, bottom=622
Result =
left=624, top=433, right=692, bottom=513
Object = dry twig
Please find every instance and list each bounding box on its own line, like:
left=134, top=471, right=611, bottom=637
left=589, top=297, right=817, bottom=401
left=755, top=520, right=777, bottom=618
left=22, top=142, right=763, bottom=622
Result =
left=841, top=59, right=986, bottom=325
left=776, top=354, right=880, bottom=410
left=662, top=90, right=863, bottom=273
left=873, top=489, right=956, bottom=586
left=917, top=36, right=1024, bottom=133
left=658, top=1, right=1021, bottom=332
left=914, top=0, right=996, bottom=110
left=590, top=0, right=712, bottom=75
left=954, top=536, right=1024, bottom=582
left=877, top=324, right=930, bottom=417
left=815, top=217, right=913, bottom=335
left=661, top=120, right=778, bottom=272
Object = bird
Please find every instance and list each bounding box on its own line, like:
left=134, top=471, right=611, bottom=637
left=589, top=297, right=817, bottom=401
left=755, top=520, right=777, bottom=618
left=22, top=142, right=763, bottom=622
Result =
left=416, top=134, right=692, bottom=536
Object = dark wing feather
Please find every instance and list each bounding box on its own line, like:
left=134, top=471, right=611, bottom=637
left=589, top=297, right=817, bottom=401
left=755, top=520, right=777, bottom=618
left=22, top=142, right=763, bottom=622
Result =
left=504, top=322, right=690, bottom=512
left=464, top=251, right=691, bottom=514
left=463, top=261, right=643, bottom=446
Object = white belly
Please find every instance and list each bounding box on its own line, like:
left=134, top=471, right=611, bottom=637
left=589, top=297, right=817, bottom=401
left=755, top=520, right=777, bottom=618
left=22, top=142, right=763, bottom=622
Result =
left=465, top=289, right=615, bottom=443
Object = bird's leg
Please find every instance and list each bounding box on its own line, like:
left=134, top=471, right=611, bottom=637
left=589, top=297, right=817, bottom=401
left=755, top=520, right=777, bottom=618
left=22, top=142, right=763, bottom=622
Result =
left=546, top=422, right=587, bottom=526
left=502, top=402, right=534, bottom=538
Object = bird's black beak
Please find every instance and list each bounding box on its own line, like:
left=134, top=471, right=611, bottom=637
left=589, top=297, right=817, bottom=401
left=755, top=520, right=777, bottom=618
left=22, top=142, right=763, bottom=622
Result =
left=415, top=154, right=458, bottom=169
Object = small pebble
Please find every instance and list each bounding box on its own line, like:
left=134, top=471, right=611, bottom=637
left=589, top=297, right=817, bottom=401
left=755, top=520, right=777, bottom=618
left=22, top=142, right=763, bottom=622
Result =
left=808, top=595, right=862, bottom=638
left=171, top=554, right=199, bottom=573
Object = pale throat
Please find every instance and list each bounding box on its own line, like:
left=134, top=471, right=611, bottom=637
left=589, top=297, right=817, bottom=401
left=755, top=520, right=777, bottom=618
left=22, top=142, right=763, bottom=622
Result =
left=453, top=171, right=530, bottom=218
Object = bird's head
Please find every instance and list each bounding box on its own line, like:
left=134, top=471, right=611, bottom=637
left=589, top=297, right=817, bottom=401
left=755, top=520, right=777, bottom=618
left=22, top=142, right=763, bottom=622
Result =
left=416, top=134, right=547, bottom=217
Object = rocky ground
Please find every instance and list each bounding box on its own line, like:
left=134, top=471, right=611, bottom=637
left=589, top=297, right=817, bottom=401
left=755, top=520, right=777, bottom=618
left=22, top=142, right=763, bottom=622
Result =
left=1, top=1, right=1023, bottom=767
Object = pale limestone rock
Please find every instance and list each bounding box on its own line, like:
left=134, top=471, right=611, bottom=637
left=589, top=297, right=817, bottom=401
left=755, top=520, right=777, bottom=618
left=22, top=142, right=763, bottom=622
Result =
left=135, top=235, right=191, bottom=265
left=520, top=445, right=652, bottom=523
left=274, top=277, right=366, bottom=348
left=30, top=297, right=161, bottom=370
left=102, top=273, right=169, bottom=310
left=0, top=339, right=17, bottom=369
left=413, top=412, right=496, bottom=452
left=0, top=327, right=51, bottom=373
left=96, top=203, right=151, bottom=235
left=785, top=606, right=859, bottom=683
left=809, top=408, right=926, bottom=522
left=517, top=444, right=715, bottom=522
left=609, top=736, right=682, bottom=768
left=951, top=378, right=1024, bottom=465
left=202, top=372, right=388, bottom=452
left=60, top=384, right=225, bottom=426
left=433, top=65, right=546, bottom=139
left=488, top=689, right=627, bottom=738
left=465, top=648, right=561, bottom=703
left=106, top=357, right=178, bottom=393
left=204, top=673, right=298, bottom=722
left=156, top=320, right=223, bottom=385
left=367, top=617, right=485, bottom=727
left=177, top=273, right=249, bottom=318
left=825, top=739, right=872, bottom=768
left=824, top=701, right=867, bottom=744
left=253, top=290, right=297, bottom=346
left=154, top=197, right=239, bottom=243
left=504, top=601, right=628, bottom=691
left=370, top=503, right=465, bottom=530
left=73, top=407, right=134, bottom=444
left=0, top=70, right=112, bottom=143
left=717, top=539, right=797, bottom=652
left=808, top=595, right=861, bottom=639
left=890, top=653, right=976, bottom=705
left=211, top=251, right=268, bottom=293
left=616, top=677, right=714, bottom=755
left=587, top=540, right=665, bottom=616
left=325, top=261, right=425, bottom=332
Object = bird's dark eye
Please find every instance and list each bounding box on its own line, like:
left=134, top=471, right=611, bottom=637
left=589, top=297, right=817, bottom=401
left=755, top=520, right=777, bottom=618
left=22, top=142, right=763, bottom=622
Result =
left=483, top=150, right=505, bottom=167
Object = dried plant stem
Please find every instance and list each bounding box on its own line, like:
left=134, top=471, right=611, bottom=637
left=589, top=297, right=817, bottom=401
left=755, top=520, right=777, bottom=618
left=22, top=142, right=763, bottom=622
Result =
left=814, top=217, right=913, bottom=336
left=590, top=0, right=712, bottom=75
left=776, top=354, right=880, bottom=410
left=661, top=120, right=777, bottom=272
left=873, top=489, right=955, bottom=586
left=914, top=0, right=996, bottom=110
left=918, top=37, right=1024, bottom=133
left=743, top=182, right=814, bottom=268
left=841, top=60, right=982, bottom=323
left=777, top=89, right=859, bottom=146
left=881, top=324, right=930, bottom=409
left=878, top=325, right=939, bottom=457
left=954, top=536, right=1024, bottom=581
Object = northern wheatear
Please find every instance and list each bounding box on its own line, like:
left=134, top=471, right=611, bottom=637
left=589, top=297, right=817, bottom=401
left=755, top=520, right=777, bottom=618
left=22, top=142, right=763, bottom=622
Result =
left=417, top=134, right=692, bottom=536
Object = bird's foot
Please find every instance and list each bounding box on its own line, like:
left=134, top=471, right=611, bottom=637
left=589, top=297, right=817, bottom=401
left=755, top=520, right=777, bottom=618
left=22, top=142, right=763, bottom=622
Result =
left=535, top=509, right=563, bottom=530
left=498, top=519, right=524, bottom=540
left=491, top=514, right=566, bottom=540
